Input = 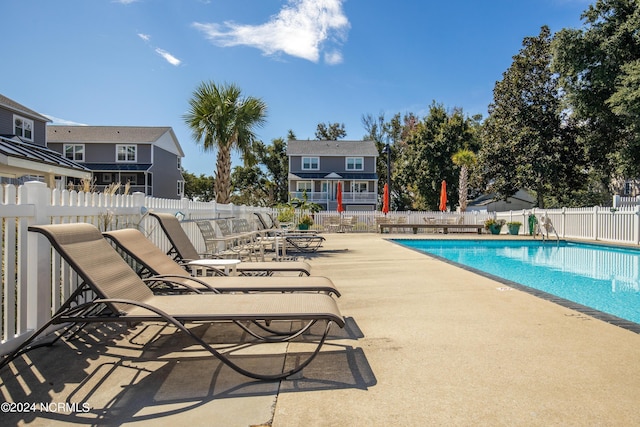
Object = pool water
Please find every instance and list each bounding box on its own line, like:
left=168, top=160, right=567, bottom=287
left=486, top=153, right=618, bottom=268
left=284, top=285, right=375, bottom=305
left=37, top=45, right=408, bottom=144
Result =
left=394, top=239, right=640, bottom=326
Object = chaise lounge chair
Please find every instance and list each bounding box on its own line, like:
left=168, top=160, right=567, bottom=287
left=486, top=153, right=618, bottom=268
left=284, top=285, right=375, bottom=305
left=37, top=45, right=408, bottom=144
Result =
left=0, top=223, right=344, bottom=380
left=254, top=212, right=326, bottom=253
left=103, top=228, right=340, bottom=296
left=149, top=212, right=312, bottom=276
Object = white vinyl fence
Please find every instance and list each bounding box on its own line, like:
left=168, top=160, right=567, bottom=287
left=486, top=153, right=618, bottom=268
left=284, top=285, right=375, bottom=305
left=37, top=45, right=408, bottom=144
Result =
left=2, top=180, right=640, bottom=357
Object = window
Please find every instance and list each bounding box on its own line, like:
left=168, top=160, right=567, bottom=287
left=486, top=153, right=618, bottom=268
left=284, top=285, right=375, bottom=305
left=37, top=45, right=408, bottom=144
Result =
left=346, top=157, right=364, bottom=171
left=177, top=180, right=185, bottom=197
left=14, top=115, right=33, bottom=141
left=352, top=181, right=368, bottom=192
left=120, top=173, right=138, bottom=185
left=297, top=181, right=312, bottom=192
left=302, top=157, right=319, bottom=170
left=116, top=145, right=137, bottom=162
left=64, top=144, right=85, bottom=161
left=177, top=157, right=181, bottom=170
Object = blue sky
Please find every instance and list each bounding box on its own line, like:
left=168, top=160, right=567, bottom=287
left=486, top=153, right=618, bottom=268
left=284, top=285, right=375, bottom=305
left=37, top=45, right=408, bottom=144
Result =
left=1, top=0, right=590, bottom=176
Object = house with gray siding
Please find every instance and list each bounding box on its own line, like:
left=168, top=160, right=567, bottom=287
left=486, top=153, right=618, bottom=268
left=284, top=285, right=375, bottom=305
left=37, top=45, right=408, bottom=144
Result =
left=47, top=126, right=185, bottom=199
left=0, top=94, right=90, bottom=188
left=287, top=140, right=379, bottom=211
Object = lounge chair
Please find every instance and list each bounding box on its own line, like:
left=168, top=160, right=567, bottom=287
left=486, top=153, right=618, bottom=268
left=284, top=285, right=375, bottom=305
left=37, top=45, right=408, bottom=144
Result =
left=195, top=219, right=264, bottom=261
left=149, top=212, right=312, bottom=276
left=103, top=228, right=340, bottom=296
left=0, top=223, right=344, bottom=380
left=258, top=212, right=326, bottom=253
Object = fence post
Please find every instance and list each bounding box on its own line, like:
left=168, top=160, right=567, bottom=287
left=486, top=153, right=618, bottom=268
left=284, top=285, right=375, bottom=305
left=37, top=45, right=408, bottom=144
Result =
left=593, top=206, right=599, bottom=241
left=561, top=207, right=566, bottom=238
left=635, top=205, right=640, bottom=245
left=25, top=181, right=52, bottom=331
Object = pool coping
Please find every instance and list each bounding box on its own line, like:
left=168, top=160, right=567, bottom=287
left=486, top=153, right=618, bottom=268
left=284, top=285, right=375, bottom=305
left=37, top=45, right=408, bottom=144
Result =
left=390, top=238, right=640, bottom=335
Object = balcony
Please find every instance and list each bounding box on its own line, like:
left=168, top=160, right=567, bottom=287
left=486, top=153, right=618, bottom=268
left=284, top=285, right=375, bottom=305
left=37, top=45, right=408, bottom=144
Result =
left=290, top=191, right=377, bottom=206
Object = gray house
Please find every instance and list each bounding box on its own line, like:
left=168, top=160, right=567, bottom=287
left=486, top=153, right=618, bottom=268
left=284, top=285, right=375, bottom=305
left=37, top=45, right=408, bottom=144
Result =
left=47, top=126, right=185, bottom=199
left=287, top=140, right=378, bottom=211
left=0, top=94, right=90, bottom=188
left=466, top=189, right=536, bottom=212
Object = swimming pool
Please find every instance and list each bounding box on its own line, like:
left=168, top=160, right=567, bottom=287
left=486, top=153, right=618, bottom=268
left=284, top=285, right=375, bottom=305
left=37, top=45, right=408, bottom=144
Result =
left=393, top=239, right=640, bottom=330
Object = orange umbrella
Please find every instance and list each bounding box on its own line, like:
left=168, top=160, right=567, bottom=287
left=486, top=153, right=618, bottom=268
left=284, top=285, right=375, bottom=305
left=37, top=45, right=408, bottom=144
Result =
left=337, top=182, right=344, bottom=213
left=439, top=180, right=447, bottom=211
left=382, top=183, right=389, bottom=214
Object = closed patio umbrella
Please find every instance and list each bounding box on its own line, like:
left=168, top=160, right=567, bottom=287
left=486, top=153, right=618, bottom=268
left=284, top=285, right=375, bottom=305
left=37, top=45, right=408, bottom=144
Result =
left=337, top=182, right=344, bottom=213
left=382, top=183, right=389, bottom=214
left=439, top=180, right=447, bottom=211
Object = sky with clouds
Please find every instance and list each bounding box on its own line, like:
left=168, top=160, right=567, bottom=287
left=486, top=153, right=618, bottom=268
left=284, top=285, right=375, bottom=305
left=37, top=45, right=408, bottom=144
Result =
left=1, top=0, right=591, bottom=175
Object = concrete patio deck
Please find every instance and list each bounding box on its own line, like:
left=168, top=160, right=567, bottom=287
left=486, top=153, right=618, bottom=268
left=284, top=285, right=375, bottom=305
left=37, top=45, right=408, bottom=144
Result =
left=2, top=232, right=640, bottom=426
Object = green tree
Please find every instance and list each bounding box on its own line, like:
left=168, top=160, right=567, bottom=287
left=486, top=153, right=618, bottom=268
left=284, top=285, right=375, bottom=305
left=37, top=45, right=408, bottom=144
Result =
left=182, top=170, right=215, bottom=202
left=478, top=26, right=582, bottom=208
left=396, top=103, right=478, bottom=210
left=552, top=0, right=640, bottom=191
left=315, top=122, right=346, bottom=140
left=255, top=137, right=289, bottom=204
left=230, top=165, right=270, bottom=206
left=452, top=148, right=477, bottom=212
left=361, top=112, right=417, bottom=209
left=183, top=81, right=267, bottom=204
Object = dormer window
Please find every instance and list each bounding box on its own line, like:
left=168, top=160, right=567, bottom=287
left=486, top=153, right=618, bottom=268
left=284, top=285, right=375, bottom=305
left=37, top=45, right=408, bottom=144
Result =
left=14, top=115, right=33, bottom=141
left=116, top=144, right=137, bottom=162
left=302, top=157, right=319, bottom=170
left=346, top=157, right=364, bottom=171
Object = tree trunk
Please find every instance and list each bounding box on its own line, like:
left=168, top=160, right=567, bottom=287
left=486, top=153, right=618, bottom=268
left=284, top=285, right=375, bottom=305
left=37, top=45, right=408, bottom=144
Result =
left=215, top=144, right=232, bottom=204
left=458, top=166, right=468, bottom=212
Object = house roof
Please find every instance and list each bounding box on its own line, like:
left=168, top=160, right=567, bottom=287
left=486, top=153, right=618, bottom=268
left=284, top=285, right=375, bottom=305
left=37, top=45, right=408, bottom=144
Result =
left=47, top=126, right=185, bottom=157
left=287, top=140, right=378, bottom=157
left=0, top=135, right=91, bottom=179
left=0, top=94, right=51, bottom=123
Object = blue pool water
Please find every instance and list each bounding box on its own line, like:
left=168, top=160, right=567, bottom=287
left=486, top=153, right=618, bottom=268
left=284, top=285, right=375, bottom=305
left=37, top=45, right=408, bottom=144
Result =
left=394, top=239, right=640, bottom=326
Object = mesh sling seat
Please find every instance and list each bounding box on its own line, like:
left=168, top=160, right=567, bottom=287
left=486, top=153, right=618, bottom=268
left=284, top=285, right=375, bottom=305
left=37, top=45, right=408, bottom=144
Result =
left=150, top=212, right=312, bottom=276
left=103, top=228, right=340, bottom=297
left=0, top=223, right=344, bottom=381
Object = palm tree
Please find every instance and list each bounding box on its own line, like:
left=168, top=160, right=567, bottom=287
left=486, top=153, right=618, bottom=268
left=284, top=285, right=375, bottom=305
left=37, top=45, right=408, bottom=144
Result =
left=452, top=148, right=477, bottom=212
left=184, top=81, right=267, bottom=204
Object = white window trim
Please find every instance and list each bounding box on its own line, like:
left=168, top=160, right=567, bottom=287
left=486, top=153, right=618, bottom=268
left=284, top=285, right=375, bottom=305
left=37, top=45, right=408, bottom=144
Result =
left=296, top=181, right=313, bottom=192
left=302, top=157, right=319, bottom=170
left=13, top=115, right=34, bottom=141
left=352, top=181, right=368, bottom=192
left=116, top=144, right=137, bottom=162
left=64, top=144, right=85, bottom=161
left=345, top=157, right=364, bottom=171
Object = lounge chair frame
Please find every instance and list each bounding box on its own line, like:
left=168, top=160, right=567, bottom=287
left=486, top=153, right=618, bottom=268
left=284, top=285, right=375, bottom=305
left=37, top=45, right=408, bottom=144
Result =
left=0, top=223, right=344, bottom=381
left=149, top=212, right=311, bottom=276
left=103, top=228, right=340, bottom=296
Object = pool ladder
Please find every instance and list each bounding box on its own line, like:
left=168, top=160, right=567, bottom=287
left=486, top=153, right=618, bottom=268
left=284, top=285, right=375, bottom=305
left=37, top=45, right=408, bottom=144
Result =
left=536, top=215, right=560, bottom=245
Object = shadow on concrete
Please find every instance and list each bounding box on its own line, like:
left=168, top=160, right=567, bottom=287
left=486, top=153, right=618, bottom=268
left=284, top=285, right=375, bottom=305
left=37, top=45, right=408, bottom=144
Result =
left=0, top=317, right=373, bottom=425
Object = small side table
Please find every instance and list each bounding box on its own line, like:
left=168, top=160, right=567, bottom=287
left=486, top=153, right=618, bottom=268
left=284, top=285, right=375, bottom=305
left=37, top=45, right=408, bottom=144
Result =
left=188, top=259, right=241, bottom=276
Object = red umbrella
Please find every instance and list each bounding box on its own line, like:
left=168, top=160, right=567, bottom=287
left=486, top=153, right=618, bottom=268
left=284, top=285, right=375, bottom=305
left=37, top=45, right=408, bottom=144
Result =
left=382, top=183, right=389, bottom=214
left=439, top=180, right=447, bottom=211
left=337, top=182, right=344, bottom=213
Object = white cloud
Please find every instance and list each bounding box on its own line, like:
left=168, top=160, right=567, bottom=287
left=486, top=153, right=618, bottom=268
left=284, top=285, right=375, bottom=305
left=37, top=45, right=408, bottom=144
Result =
left=44, top=115, right=88, bottom=126
left=192, top=0, right=350, bottom=64
left=113, top=0, right=139, bottom=4
left=324, top=50, right=343, bottom=65
left=137, top=33, right=150, bottom=42
left=155, top=48, right=182, bottom=66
